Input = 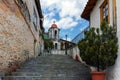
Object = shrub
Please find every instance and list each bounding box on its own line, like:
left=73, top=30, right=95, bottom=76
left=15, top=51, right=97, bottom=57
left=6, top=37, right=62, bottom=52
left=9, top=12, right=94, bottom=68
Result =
left=78, top=21, right=118, bottom=71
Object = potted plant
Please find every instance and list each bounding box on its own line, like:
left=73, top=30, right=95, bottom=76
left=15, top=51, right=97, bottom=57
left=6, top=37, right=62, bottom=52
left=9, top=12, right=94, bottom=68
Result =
left=78, top=21, right=118, bottom=80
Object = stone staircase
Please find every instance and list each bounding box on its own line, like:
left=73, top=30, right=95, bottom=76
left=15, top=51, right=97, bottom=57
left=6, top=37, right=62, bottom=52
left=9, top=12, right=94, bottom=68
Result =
left=3, top=55, right=91, bottom=80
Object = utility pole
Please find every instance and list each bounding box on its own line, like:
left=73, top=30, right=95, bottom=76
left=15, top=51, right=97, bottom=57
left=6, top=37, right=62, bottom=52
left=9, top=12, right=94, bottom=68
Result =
left=65, top=35, right=67, bottom=55
left=66, top=35, right=67, bottom=41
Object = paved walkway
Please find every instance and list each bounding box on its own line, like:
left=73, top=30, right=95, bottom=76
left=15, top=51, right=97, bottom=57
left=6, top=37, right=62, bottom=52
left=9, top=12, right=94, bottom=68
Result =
left=5, top=55, right=91, bottom=80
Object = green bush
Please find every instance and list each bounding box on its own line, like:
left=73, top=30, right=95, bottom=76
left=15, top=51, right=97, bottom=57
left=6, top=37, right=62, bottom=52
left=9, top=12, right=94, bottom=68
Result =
left=44, top=39, right=54, bottom=50
left=78, top=21, right=118, bottom=71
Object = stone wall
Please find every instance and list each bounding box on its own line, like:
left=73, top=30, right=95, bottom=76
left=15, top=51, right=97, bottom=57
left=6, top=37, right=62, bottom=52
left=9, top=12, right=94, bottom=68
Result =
left=0, top=1, right=37, bottom=72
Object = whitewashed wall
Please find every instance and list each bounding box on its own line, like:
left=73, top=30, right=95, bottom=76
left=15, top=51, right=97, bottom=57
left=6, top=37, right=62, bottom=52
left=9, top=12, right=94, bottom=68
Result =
left=53, top=41, right=61, bottom=50
left=67, top=46, right=83, bottom=62
left=50, top=46, right=83, bottom=63
left=89, top=0, right=120, bottom=80
left=90, top=0, right=113, bottom=28
left=90, top=0, right=102, bottom=28
left=51, top=50, right=65, bottom=55
left=49, top=28, right=60, bottom=40
left=111, top=0, right=120, bottom=80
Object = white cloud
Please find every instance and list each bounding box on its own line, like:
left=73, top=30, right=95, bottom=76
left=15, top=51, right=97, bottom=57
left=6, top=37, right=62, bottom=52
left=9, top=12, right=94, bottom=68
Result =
left=44, top=17, right=78, bottom=30
left=60, top=0, right=86, bottom=18
left=57, top=17, right=78, bottom=29
left=62, top=37, right=72, bottom=41
left=40, top=0, right=88, bottom=30
left=44, top=18, right=57, bottom=31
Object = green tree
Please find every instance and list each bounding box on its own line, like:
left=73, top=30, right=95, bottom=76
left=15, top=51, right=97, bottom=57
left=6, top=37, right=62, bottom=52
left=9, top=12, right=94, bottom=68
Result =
left=78, top=21, right=118, bottom=71
left=44, top=39, right=54, bottom=50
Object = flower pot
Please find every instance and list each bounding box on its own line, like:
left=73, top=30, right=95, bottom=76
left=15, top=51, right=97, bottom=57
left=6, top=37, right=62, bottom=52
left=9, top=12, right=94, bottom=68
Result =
left=91, top=71, right=106, bottom=80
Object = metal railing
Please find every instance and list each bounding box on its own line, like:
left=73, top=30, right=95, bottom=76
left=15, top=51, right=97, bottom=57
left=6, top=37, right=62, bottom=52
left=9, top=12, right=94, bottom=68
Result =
left=72, top=27, right=89, bottom=44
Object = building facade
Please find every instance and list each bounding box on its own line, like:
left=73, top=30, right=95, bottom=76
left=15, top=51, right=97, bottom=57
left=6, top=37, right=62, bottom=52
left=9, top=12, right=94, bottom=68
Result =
left=0, top=0, right=44, bottom=73
left=48, top=22, right=61, bottom=50
left=81, top=0, right=120, bottom=80
left=43, top=22, right=75, bottom=54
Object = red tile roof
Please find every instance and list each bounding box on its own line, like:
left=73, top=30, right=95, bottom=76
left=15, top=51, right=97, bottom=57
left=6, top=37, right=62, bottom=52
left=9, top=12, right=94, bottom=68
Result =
left=51, top=23, right=57, bottom=28
left=81, top=0, right=98, bottom=21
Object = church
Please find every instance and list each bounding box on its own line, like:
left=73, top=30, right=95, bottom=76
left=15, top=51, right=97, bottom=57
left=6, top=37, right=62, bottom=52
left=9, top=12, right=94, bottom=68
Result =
left=48, top=22, right=61, bottom=50
left=44, top=22, right=75, bottom=54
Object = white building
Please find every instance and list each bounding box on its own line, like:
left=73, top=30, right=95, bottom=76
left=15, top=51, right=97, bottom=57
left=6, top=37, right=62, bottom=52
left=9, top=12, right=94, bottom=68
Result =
left=48, top=22, right=61, bottom=50
left=81, top=0, right=120, bottom=80
left=46, top=22, right=76, bottom=55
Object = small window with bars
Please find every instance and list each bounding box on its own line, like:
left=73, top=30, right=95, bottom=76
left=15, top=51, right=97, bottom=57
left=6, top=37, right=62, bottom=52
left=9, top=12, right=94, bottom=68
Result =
left=33, top=8, right=38, bottom=31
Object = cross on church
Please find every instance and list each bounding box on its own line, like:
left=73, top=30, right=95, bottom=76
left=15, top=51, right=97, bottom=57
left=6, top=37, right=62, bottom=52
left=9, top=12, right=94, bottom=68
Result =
left=53, top=21, right=55, bottom=23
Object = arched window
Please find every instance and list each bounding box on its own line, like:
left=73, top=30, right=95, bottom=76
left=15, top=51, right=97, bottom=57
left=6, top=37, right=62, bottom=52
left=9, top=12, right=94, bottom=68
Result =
left=61, top=42, right=64, bottom=50
left=54, top=30, right=57, bottom=39
left=55, top=43, right=57, bottom=49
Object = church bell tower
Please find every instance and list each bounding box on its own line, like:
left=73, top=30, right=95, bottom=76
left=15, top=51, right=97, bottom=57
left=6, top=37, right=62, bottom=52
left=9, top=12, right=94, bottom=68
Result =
left=48, top=21, right=60, bottom=40
left=48, top=21, right=60, bottom=50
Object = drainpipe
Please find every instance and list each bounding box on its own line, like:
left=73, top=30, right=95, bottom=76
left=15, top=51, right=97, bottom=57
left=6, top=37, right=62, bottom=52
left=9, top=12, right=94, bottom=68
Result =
left=65, top=35, right=67, bottom=55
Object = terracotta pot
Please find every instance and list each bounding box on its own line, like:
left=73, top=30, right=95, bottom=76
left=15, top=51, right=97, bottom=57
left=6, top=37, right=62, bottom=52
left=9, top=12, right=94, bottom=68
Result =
left=91, top=71, right=106, bottom=80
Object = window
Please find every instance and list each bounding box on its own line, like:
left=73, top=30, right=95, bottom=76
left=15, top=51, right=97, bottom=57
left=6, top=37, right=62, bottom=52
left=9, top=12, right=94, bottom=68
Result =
left=16, top=0, right=31, bottom=22
left=100, top=0, right=110, bottom=23
left=33, top=8, right=38, bottom=31
left=55, top=43, right=57, bottom=49
left=55, top=30, right=57, bottom=39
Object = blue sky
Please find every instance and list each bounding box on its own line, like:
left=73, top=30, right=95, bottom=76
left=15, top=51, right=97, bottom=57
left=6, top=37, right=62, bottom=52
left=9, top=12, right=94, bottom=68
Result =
left=40, top=0, right=89, bottom=41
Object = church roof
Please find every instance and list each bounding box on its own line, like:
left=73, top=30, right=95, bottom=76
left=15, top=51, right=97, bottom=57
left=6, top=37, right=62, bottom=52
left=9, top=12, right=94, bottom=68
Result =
left=51, top=23, right=57, bottom=28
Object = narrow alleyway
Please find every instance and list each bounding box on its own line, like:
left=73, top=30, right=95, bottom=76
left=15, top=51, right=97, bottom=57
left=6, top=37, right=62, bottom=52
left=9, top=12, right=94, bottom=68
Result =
left=4, top=55, right=91, bottom=80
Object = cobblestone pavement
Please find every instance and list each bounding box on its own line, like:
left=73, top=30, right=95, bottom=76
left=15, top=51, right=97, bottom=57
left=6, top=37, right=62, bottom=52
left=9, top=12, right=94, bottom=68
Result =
left=4, top=55, right=91, bottom=80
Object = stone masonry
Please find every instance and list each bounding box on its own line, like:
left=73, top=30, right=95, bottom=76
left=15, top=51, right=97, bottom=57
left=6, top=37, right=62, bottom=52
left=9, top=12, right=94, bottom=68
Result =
left=0, top=0, right=43, bottom=73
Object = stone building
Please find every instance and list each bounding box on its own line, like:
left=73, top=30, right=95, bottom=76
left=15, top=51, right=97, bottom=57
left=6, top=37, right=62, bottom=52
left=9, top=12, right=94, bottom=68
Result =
left=81, top=0, right=120, bottom=80
left=0, top=0, right=44, bottom=73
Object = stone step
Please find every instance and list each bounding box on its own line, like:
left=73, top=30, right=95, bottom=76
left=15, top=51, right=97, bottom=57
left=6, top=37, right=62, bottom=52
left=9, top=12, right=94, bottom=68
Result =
left=15, top=68, right=89, bottom=73
left=23, top=60, right=77, bottom=63
left=22, top=62, right=84, bottom=66
left=6, top=55, right=91, bottom=80
left=11, top=72, right=90, bottom=76
left=20, top=64, right=87, bottom=68
left=3, top=76, right=91, bottom=80
left=22, top=63, right=80, bottom=67
left=15, top=69, right=89, bottom=74
left=20, top=66, right=86, bottom=70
